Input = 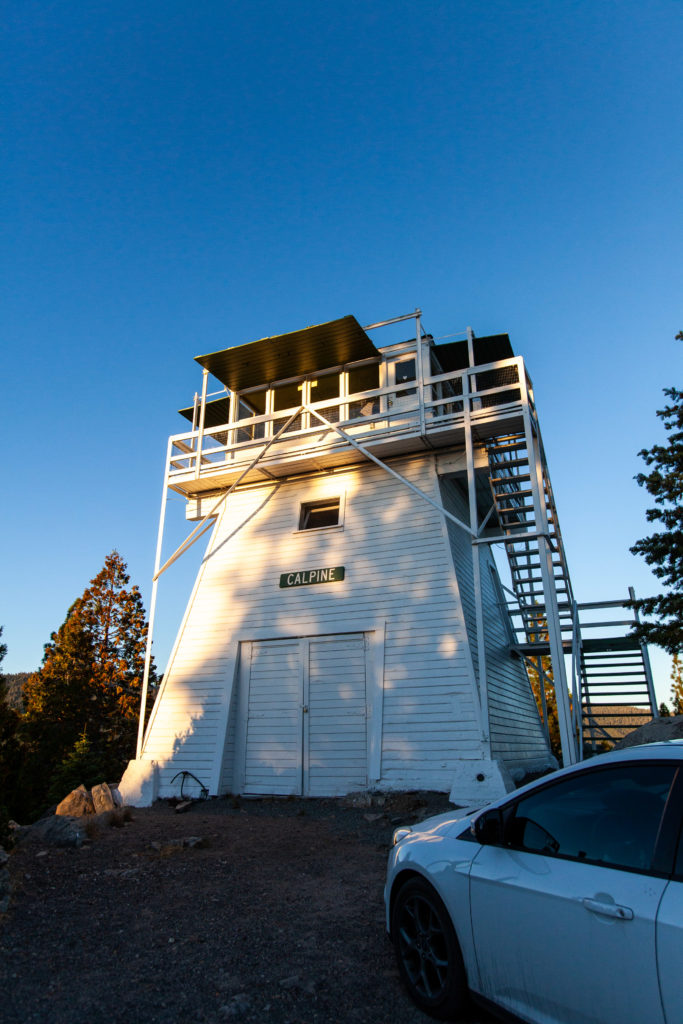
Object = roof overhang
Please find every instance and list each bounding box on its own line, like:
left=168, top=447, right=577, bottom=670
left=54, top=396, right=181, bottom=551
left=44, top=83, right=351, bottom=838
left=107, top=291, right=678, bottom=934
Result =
left=193, top=315, right=380, bottom=392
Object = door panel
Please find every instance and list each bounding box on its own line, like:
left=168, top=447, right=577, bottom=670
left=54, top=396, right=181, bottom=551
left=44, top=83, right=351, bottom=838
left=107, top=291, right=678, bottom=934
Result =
left=243, top=635, right=368, bottom=797
left=244, top=640, right=302, bottom=795
left=307, top=635, right=367, bottom=797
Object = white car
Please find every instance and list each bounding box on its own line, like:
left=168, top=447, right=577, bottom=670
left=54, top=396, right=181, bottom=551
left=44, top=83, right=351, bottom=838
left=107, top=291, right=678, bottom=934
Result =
left=385, top=742, right=683, bottom=1023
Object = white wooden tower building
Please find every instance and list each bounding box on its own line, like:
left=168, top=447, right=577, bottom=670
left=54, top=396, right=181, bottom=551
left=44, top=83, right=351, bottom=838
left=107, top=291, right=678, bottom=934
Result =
left=120, top=311, right=657, bottom=806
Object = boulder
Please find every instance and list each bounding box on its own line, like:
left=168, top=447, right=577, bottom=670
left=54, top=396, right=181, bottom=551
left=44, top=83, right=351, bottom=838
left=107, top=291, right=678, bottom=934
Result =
left=56, top=784, right=95, bottom=817
left=614, top=714, right=683, bottom=749
left=91, top=782, right=116, bottom=813
left=15, top=815, right=84, bottom=848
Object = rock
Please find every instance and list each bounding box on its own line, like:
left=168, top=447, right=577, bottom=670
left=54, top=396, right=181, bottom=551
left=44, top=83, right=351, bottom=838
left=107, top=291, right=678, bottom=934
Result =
left=91, top=782, right=116, bottom=813
left=15, top=815, right=84, bottom=848
left=55, top=785, right=94, bottom=817
left=279, top=975, right=301, bottom=990
left=341, top=792, right=373, bottom=808
left=110, top=786, right=123, bottom=808
left=219, top=994, right=251, bottom=1018
left=149, top=836, right=206, bottom=856
left=174, top=800, right=194, bottom=814
left=614, top=713, right=683, bottom=749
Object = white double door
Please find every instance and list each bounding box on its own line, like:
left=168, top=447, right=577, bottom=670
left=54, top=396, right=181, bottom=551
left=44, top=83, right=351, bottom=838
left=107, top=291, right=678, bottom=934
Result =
left=242, top=634, right=368, bottom=797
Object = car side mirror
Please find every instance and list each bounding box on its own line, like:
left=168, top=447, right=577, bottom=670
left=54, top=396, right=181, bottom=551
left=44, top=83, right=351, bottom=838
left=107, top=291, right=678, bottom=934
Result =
left=471, top=808, right=503, bottom=845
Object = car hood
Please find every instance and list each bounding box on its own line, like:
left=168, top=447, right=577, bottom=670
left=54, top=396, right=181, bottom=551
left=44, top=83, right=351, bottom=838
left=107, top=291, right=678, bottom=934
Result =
left=401, top=806, right=480, bottom=839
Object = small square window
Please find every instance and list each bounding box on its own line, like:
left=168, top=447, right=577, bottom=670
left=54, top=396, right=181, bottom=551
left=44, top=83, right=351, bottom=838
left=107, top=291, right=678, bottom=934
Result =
left=299, top=498, right=340, bottom=530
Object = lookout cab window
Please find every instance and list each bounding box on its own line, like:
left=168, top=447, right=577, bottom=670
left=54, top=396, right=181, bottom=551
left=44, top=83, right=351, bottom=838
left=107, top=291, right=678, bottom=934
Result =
left=394, top=357, right=416, bottom=395
left=299, top=499, right=340, bottom=530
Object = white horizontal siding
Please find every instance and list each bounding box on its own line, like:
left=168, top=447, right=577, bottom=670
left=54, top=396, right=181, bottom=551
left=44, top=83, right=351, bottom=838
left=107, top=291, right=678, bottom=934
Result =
left=306, top=636, right=367, bottom=796
left=478, top=548, right=553, bottom=770
left=143, top=455, right=489, bottom=794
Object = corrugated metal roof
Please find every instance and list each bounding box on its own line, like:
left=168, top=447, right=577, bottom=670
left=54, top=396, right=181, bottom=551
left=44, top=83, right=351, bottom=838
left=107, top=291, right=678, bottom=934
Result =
left=193, top=315, right=379, bottom=392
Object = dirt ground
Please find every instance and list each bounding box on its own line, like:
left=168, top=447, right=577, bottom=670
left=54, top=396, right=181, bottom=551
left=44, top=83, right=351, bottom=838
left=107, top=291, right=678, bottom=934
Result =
left=0, top=792, right=498, bottom=1024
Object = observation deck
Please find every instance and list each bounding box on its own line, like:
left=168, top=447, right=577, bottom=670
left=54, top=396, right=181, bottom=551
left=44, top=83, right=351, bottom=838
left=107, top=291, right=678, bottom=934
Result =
left=165, top=314, right=535, bottom=498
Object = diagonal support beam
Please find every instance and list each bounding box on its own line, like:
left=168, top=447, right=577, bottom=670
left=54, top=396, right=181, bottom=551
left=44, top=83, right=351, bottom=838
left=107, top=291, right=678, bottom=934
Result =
left=305, top=403, right=475, bottom=536
left=153, top=405, right=306, bottom=581
left=304, top=405, right=475, bottom=536
left=136, top=404, right=305, bottom=758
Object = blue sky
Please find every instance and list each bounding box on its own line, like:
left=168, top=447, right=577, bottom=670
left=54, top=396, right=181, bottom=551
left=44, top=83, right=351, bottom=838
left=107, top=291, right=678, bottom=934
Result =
left=2, top=1, right=681, bottom=702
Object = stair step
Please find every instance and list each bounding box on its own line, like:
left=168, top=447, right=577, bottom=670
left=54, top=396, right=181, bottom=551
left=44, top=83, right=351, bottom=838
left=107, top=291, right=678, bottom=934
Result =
left=489, top=457, right=530, bottom=470
left=488, top=439, right=527, bottom=452
left=499, top=508, right=538, bottom=517
left=518, top=587, right=569, bottom=599
left=582, top=662, right=644, bottom=670
left=490, top=473, right=532, bottom=485
left=493, top=488, right=534, bottom=501
left=581, top=655, right=643, bottom=663
left=508, top=558, right=563, bottom=569
left=585, top=679, right=651, bottom=688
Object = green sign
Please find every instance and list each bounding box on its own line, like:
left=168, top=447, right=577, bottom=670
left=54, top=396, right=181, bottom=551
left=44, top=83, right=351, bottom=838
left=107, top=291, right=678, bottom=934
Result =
left=279, top=566, right=346, bottom=588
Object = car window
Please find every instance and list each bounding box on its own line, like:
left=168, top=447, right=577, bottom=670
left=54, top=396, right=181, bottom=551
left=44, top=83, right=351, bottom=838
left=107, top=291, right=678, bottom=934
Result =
left=505, top=764, right=676, bottom=873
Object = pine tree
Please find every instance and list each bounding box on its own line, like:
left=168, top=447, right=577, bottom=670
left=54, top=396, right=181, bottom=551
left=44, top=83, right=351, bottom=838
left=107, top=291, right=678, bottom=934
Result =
left=23, top=609, right=96, bottom=733
left=77, top=551, right=156, bottom=727
left=630, top=332, right=683, bottom=653
left=22, top=551, right=157, bottom=781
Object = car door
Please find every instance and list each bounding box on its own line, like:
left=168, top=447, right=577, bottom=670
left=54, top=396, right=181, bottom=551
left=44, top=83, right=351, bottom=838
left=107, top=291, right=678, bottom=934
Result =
left=655, top=806, right=683, bottom=1024
left=469, top=762, right=678, bottom=1024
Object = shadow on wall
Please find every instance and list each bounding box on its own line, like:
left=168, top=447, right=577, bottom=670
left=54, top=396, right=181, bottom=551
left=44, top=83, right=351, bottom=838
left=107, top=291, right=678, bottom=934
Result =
left=124, top=457, right=548, bottom=804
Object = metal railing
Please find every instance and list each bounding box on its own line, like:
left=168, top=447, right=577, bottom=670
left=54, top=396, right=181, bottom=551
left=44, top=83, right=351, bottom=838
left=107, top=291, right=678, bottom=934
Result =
left=167, top=356, right=531, bottom=482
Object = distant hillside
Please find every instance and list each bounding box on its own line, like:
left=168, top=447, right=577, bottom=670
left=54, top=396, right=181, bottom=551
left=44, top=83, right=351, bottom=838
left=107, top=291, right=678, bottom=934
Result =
left=2, top=671, right=31, bottom=711
left=583, top=704, right=654, bottom=745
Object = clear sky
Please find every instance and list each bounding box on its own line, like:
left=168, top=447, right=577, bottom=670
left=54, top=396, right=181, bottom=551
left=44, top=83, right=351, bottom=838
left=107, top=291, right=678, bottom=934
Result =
left=2, top=2, right=681, bottom=703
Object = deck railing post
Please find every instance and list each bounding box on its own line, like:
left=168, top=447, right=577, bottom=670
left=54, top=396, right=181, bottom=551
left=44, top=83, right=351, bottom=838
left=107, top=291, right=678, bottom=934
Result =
left=415, top=309, right=426, bottom=435
left=195, top=368, right=209, bottom=478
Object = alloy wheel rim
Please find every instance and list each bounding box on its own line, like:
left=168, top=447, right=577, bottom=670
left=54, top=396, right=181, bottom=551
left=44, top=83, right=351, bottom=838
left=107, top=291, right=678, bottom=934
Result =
left=397, top=893, right=450, bottom=1002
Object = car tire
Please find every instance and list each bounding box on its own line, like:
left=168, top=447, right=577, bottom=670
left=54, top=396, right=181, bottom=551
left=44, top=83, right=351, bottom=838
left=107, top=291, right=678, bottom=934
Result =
left=391, top=876, right=468, bottom=1021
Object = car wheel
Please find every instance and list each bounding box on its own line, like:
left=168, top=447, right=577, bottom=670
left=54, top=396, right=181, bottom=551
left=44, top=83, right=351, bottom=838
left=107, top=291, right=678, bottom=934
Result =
left=391, top=877, right=468, bottom=1021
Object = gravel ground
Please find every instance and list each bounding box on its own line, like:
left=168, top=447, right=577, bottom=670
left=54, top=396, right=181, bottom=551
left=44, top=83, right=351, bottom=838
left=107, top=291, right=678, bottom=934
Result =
left=0, top=793, right=497, bottom=1024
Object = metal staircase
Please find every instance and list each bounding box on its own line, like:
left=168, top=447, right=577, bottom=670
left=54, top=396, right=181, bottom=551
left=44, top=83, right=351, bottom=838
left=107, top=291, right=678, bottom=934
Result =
left=486, top=433, right=658, bottom=758
left=578, top=597, right=657, bottom=753
left=486, top=431, right=576, bottom=648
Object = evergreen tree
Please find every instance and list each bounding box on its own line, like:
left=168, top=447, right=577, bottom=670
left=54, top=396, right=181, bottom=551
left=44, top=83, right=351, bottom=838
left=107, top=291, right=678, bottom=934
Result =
left=77, top=550, right=157, bottom=728
left=21, top=552, right=157, bottom=809
left=630, top=332, right=683, bottom=654
left=23, top=610, right=96, bottom=740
